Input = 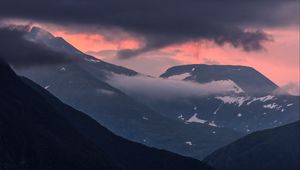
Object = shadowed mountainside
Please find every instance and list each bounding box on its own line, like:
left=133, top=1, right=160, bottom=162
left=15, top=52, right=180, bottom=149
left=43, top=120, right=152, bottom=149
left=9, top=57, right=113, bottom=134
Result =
left=0, top=60, right=212, bottom=170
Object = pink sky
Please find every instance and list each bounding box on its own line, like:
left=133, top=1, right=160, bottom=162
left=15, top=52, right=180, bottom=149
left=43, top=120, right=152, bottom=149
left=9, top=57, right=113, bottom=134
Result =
left=54, top=27, right=299, bottom=89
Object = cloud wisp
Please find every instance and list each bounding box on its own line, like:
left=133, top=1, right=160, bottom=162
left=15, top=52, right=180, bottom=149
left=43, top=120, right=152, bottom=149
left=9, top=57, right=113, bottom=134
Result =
left=107, top=74, right=244, bottom=101
left=273, top=82, right=300, bottom=96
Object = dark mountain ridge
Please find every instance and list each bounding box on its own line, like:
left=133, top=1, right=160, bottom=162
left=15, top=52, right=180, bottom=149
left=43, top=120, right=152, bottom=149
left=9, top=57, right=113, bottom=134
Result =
left=0, top=60, right=119, bottom=170
left=204, top=121, right=300, bottom=170
left=0, top=60, right=212, bottom=170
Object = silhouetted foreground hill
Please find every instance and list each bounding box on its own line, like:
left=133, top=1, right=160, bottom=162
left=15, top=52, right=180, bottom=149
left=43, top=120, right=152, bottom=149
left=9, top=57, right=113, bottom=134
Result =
left=0, top=61, right=119, bottom=170
left=204, top=121, right=300, bottom=170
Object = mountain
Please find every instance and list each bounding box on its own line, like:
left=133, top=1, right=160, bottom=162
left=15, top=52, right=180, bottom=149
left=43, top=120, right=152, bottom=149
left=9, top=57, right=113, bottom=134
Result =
left=204, top=121, right=300, bottom=170
left=17, top=27, right=242, bottom=159
left=0, top=60, right=119, bottom=170
left=0, top=60, right=212, bottom=170
left=135, top=91, right=299, bottom=134
left=160, top=64, right=278, bottom=95
left=26, top=26, right=138, bottom=77
left=135, top=65, right=299, bottom=134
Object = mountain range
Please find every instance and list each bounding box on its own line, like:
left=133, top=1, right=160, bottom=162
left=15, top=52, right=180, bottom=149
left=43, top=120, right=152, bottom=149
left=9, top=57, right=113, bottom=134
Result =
left=16, top=27, right=299, bottom=160
left=0, top=59, right=212, bottom=170
left=2, top=26, right=299, bottom=169
left=17, top=27, right=243, bottom=159
left=129, top=65, right=299, bottom=134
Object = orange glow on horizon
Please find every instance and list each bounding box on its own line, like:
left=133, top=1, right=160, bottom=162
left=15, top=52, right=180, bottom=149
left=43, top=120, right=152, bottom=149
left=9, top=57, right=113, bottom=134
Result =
left=54, top=31, right=140, bottom=52
left=52, top=28, right=299, bottom=87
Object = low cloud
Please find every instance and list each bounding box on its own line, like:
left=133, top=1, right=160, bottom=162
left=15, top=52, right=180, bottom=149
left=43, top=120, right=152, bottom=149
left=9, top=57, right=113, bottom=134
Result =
left=0, top=24, right=74, bottom=68
left=273, top=82, right=300, bottom=96
left=107, top=74, right=242, bottom=100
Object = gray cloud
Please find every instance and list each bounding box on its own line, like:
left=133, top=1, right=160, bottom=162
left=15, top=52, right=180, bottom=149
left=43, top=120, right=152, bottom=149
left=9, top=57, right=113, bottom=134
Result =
left=273, top=82, right=300, bottom=96
left=0, top=0, right=298, bottom=58
left=107, top=74, right=244, bottom=100
left=0, top=25, right=74, bottom=68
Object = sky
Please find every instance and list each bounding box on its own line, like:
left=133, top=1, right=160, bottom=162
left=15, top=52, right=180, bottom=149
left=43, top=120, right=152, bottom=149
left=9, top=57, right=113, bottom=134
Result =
left=52, top=26, right=300, bottom=87
left=0, top=0, right=299, bottom=89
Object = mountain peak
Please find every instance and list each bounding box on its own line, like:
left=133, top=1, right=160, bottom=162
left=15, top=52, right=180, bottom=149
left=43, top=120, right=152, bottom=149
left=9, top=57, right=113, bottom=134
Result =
left=161, top=64, right=278, bottom=95
left=161, top=64, right=255, bottom=74
left=29, top=26, right=56, bottom=40
left=25, top=26, right=85, bottom=57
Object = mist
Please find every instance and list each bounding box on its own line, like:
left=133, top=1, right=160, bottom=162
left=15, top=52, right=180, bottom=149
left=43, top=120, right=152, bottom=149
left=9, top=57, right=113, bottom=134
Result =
left=107, top=74, right=243, bottom=101
left=273, top=82, right=300, bottom=96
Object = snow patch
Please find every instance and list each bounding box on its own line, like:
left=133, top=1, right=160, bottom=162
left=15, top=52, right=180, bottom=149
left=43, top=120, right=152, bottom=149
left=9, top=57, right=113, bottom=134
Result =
left=287, top=103, right=294, bottom=107
left=215, top=96, right=249, bottom=107
left=263, top=103, right=279, bottom=109
left=142, top=116, right=149, bottom=120
left=208, top=121, right=218, bottom=127
left=237, top=113, right=242, bottom=117
left=186, top=113, right=207, bottom=124
left=44, top=85, right=50, bottom=89
left=59, top=67, right=66, bottom=71
left=178, top=114, right=185, bottom=120
left=85, top=58, right=101, bottom=63
left=247, top=95, right=274, bottom=105
left=213, top=104, right=222, bottom=114
left=185, top=141, right=193, bottom=146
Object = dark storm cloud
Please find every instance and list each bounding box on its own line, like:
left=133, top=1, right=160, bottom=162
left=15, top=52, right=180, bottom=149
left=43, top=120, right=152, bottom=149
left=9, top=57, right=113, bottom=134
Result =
left=0, top=0, right=298, bottom=58
left=0, top=25, right=73, bottom=68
